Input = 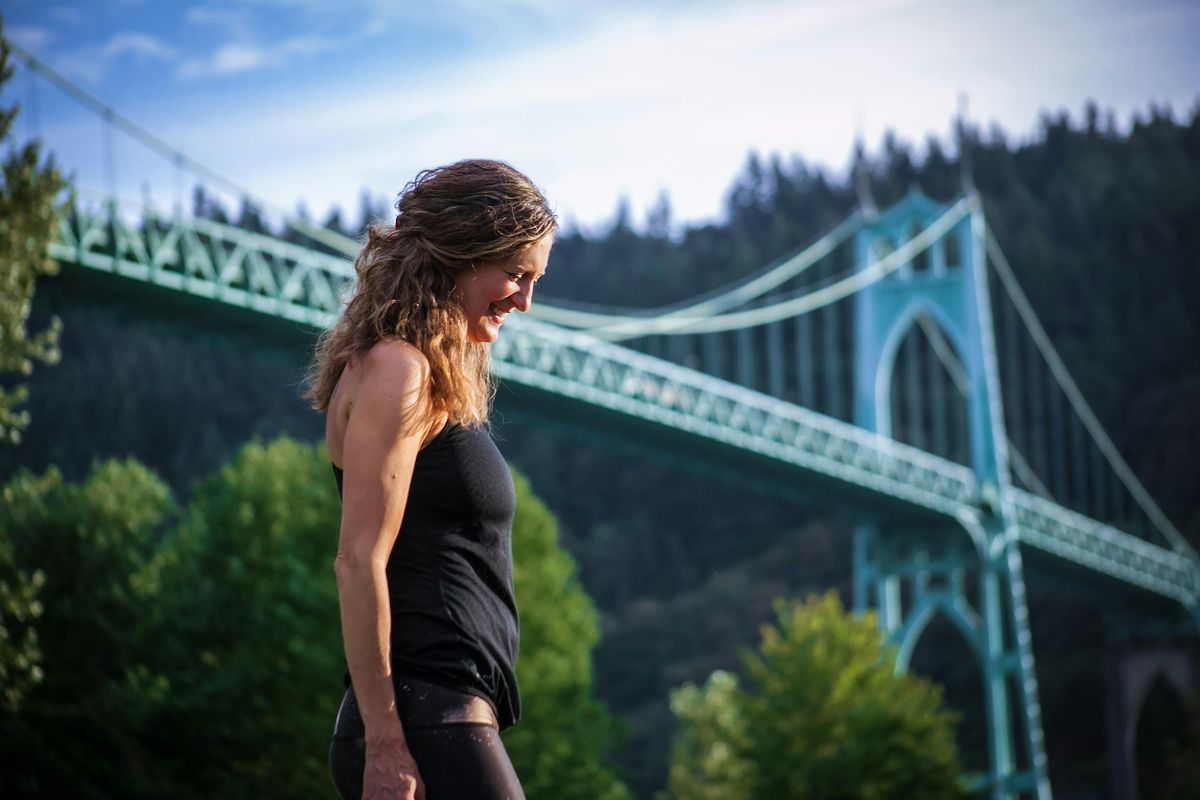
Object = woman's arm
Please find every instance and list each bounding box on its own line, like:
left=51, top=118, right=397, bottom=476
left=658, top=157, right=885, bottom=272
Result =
left=334, top=341, right=434, bottom=799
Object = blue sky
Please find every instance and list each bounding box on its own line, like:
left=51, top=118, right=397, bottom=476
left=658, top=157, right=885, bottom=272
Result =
left=3, top=0, right=1198, bottom=232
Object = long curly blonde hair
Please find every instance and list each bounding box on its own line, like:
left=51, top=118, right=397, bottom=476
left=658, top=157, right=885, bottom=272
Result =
left=303, top=159, right=557, bottom=425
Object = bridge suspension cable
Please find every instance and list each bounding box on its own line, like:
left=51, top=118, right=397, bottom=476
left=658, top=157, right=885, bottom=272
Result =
left=986, top=230, right=1197, bottom=561
left=905, top=307, right=1054, bottom=500
left=530, top=210, right=863, bottom=326
left=1007, top=441, right=1053, bottom=499
left=566, top=197, right=970, bottom=341
left=3, top=36, right=361, bottom=260
left=19, top=30, right=1186, bottom=567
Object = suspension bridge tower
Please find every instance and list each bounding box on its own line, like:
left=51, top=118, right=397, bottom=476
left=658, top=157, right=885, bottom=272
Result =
left=851, top=190, right=1052, bottom=799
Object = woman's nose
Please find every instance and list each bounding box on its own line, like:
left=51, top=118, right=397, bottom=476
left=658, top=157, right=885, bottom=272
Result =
left=511, top=283, right=534, bottom=312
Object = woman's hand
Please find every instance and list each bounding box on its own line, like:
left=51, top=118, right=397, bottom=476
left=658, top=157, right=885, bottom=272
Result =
left=363, top=736, right=426, bottom=800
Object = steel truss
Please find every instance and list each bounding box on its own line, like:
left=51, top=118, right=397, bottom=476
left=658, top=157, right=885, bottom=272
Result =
left=48, top=198, right=353, bottom=328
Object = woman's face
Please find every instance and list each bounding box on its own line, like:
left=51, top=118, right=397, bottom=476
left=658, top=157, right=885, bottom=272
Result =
left=455, top=236, right=553, bottom=344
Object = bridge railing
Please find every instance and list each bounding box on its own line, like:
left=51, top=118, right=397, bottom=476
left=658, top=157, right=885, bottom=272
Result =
left=48, top=193, right=353, bottom=329
left=494, top=314, right=979, bottom=517
left=1008, top=487, right=1198, bottom=605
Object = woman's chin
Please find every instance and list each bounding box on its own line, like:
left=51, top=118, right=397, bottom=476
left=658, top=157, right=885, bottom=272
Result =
left=468, top=324, right=501, bottom=344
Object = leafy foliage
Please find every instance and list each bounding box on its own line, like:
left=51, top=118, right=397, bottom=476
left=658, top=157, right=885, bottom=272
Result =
left=662, top=670, right=755, bottom=800
left=0, top=530, right=42, bottom=711
left=504, top=467, right=630, bottom=800
left=664, top=591, right=966, bottom=800
left=0, top=460, right=177, bottom=798
left=0, top=438, right=627, bottom=798
left=0, top=25, right=65, bottom=445
left=0, top=20, right=64, bottom=723
left=134, top=437, right=345, bottom=799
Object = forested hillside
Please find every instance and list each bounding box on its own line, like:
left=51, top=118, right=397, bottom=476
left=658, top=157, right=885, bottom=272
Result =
left=6, top=103, right=1198, bottom=798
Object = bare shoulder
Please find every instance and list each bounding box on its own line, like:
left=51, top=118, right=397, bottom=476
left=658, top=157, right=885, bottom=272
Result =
left=359, top=339, right=431, bottom=389
left=329, top=341, right=435, bottom=465
left=351, top=340, right=432, bottom=410
left=349, top=340, right=434, bottom=438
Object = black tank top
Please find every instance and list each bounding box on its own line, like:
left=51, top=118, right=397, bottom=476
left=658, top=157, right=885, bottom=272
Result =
left=332, top=422, right=521, bottom=729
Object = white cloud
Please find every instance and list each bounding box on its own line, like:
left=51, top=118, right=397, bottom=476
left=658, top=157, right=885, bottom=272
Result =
left=361, top=17, right=387, bottom=37
left=277, top=34, right=340, bottom=58
left=48, top=7, right=86, bottom=26
left=178, top=31, right=342, bottom=78
left=212, top=43, right=266, bottom=74
left=46, top=0, right=1200, bottom=230
left=184, top=5, right=254, bottom=38
left=103, top=32, right=176, bottom=63
left=157, top=3, right=919, bottom=224
left=351, top=3, right=1182, bottom=224
left=49, top=30, right=176, bottom=85
left=6, top=26, right=54, bottom=53
left=179, top=1, right=347, bottom=77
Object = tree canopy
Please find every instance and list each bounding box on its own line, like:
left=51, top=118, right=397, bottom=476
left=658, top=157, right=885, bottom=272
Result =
left=0, top=24, right=65, bottom=446
left=664, top=591, right=967, bottom=800
left=0, top=439, right=628, bottom=799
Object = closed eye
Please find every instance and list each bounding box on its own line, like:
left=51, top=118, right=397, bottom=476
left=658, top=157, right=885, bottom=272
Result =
left=507, top=271, right=544, bottom=285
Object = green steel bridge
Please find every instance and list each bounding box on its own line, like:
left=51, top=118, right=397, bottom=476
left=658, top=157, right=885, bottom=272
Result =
left=13, top=37, right=1197, bottom=800
left=45, top=187, right=1199, bottom=800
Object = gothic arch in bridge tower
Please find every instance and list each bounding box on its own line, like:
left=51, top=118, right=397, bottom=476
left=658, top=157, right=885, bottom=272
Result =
left=893, top=590, right=984, bottom=674
left=895, top=601, right=990, bottom=773
left=852, top=188, right=1003, bottom=487
left=852, top=190, right=1054, bottom=797
left=873, top=299, right=964, bottom=436
left=874, top=302, right=974, bottom=464
left=1105, top=643, right=1197, bottom=800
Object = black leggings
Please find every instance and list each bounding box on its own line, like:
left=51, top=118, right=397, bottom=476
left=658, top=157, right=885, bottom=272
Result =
left=329, top=681, right=525, bottom=800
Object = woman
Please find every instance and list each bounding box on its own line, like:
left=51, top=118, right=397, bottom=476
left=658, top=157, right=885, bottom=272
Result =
left=304, top=159, right=556, bottom=800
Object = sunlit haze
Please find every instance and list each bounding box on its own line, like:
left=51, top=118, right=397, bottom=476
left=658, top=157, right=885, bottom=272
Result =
left=3, top=0, right=1197, bottom=232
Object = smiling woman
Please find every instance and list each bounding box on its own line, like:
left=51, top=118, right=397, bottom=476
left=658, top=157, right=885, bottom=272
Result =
left=302, top=159, right=556, bottom=800
left=307, top=159, right=557, bottom=426
left=456, top=235, right=552, bottom=343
